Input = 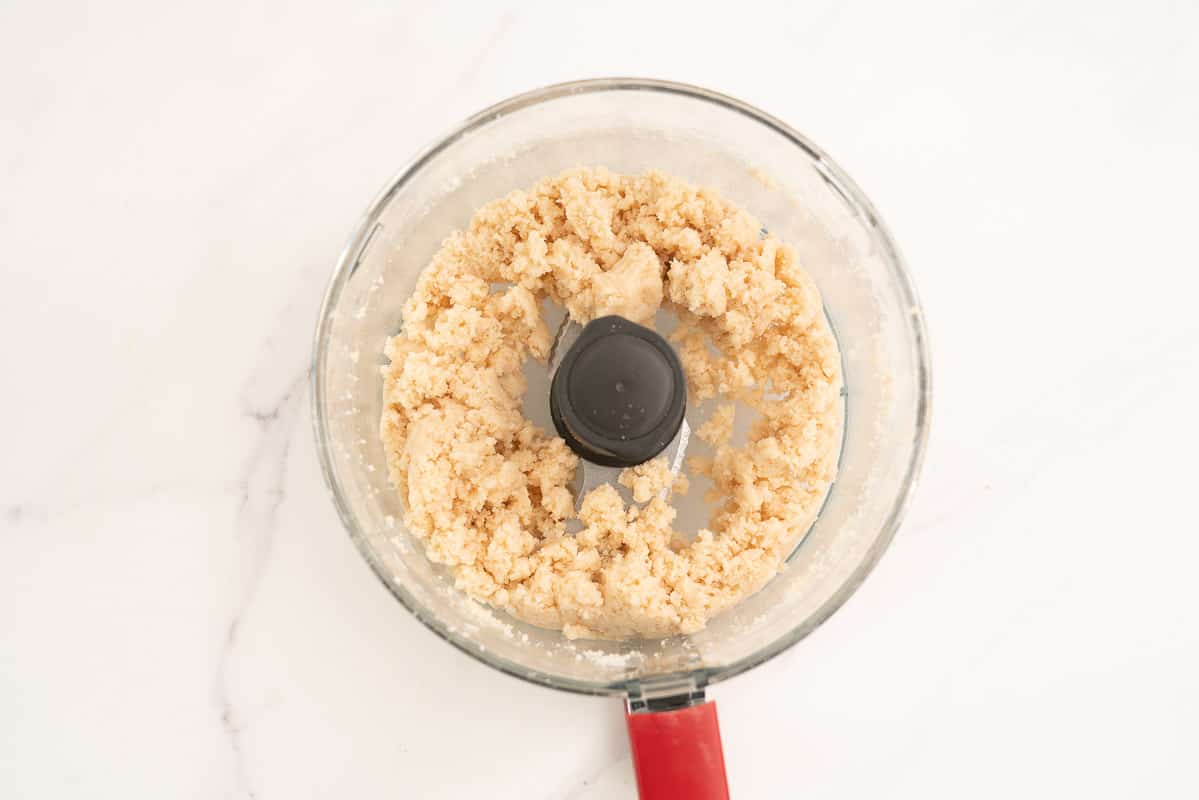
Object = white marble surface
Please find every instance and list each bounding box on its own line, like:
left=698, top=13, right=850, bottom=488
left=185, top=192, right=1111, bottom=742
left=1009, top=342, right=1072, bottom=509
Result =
left=3, top=1, right=1198, bottom=797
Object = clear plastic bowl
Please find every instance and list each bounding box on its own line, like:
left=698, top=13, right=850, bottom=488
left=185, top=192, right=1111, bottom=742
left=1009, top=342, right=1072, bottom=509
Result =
left=312, top=78, right=931, bottom=696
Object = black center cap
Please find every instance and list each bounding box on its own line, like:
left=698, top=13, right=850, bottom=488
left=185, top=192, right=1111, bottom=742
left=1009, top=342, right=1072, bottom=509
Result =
left=550, top=315, right=687, bottom=468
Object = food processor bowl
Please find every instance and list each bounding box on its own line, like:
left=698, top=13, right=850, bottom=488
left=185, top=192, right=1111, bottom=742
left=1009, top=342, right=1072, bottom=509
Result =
left=312, top=78, right=930, bottom=796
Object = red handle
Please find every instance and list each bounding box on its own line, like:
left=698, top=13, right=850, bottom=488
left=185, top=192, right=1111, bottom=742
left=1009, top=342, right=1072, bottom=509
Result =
left=625, top=701, right=730, bottom=800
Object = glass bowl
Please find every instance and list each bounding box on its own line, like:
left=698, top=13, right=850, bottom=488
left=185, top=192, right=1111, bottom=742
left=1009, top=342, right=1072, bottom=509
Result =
left=312, top=78, right=931, bottom=697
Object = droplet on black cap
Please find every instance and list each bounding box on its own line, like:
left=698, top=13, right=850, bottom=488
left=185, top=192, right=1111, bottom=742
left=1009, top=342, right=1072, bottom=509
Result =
left=550, top=315, right=687, bottom=467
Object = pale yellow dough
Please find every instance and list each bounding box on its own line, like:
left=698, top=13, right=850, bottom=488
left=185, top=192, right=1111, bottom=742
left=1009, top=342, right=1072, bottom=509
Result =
left=696, top=403, right=736, bottom=447
left=380, top=168, right=842, bottom=639
left=618, top=457, right=675, bottom=504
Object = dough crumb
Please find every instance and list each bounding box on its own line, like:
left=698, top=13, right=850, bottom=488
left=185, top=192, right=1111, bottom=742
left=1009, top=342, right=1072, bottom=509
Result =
left=697, top=403, right=736, bottom=447
left=591, top=242, right=663, bottom=324
left=619, top=457, right=674, bottom=503
left=668, top=251, right=729, bottom=318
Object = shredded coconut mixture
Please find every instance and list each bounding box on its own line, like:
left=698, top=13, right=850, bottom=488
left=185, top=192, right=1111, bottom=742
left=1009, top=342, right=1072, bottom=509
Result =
left=380, top=168, right=842, bottom=639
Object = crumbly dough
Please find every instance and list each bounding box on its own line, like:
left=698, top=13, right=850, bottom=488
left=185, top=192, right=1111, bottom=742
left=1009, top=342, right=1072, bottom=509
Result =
left=618, top=457, right=674, bottom=504
left=380, top=168, right=842, bottom=639
left=696, top=403, right=736, bottom=447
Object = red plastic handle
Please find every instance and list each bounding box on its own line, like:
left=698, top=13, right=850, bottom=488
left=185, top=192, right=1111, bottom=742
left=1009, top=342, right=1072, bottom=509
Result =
left=625, top=701, right=730, bottom=800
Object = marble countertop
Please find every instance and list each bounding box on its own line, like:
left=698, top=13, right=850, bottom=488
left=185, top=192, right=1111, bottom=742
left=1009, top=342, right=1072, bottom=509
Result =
left=3, top=1, right=1197, bottom=797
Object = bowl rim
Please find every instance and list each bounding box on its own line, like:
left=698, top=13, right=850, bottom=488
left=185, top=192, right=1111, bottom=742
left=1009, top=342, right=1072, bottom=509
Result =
left=311, top=76, right=932, bottom=697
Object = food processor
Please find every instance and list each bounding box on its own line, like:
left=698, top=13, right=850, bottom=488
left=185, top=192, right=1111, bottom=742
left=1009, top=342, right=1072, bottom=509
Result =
left=312, top=78, right=931, bottom=798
